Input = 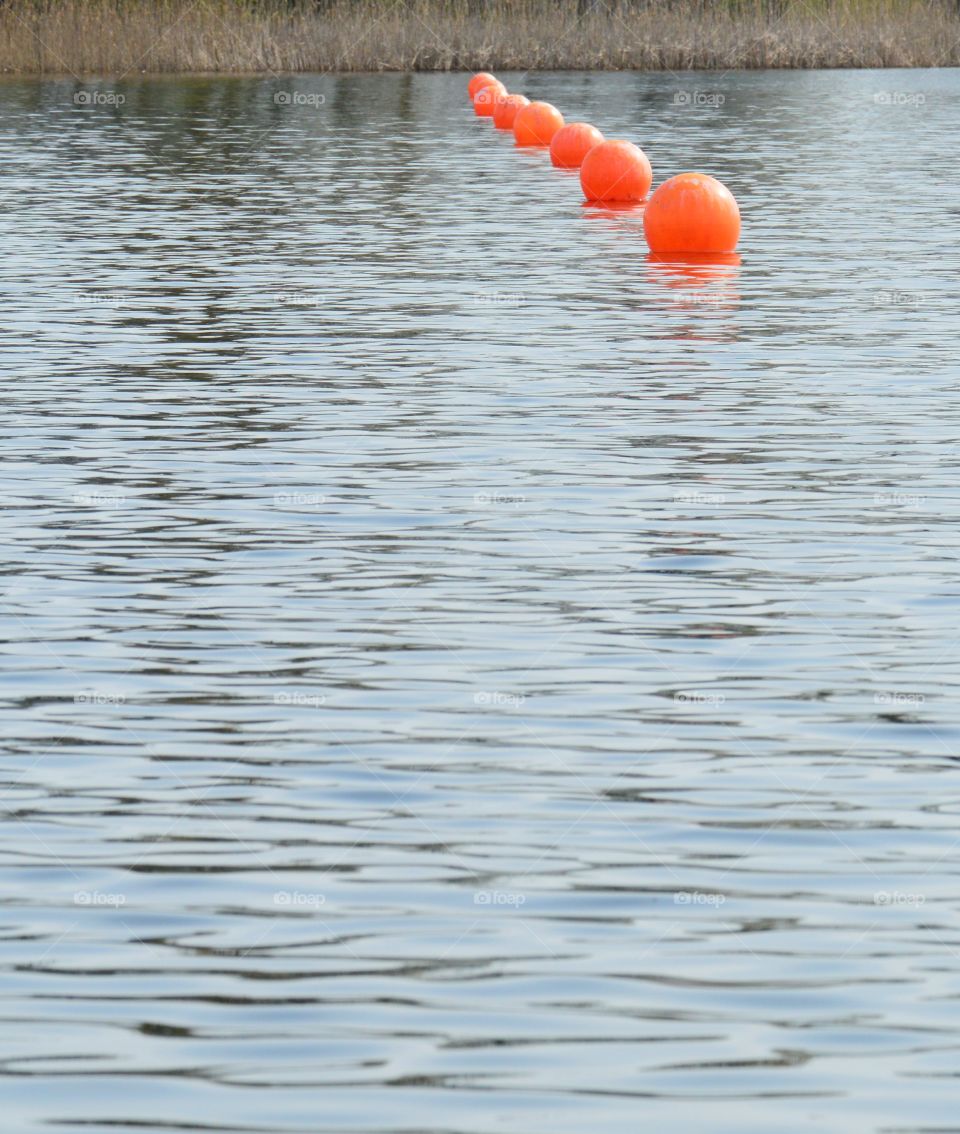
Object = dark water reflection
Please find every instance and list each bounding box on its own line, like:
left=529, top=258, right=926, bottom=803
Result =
left=2, top=68, right=960, bottom=1134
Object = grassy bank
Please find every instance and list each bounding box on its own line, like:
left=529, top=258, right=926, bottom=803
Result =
left=0, top=0, right=957, bottom=74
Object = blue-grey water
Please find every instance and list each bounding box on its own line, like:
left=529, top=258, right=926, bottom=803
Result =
left=2, top=68, right=960, bottom=1133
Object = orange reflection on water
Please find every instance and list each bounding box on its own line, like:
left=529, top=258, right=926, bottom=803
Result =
left=646, top=251, right=741, bottom=308
left=644, top=251, right=742, bottom=340
left=646, top=250, right=741, bottom=281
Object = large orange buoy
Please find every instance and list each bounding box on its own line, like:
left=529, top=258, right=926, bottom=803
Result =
left=643, top=173, right=741, bottom=254
left=549, top=122, right=604, bottom=169
left=468, top=72, right=499, bottom=101
left=579, top=140, right=652, bottom=202
left=513, top=101, right=565, bottom=147
left=473, top=79, right=507, bottom=117
left=493, top=92, right=530, bottom=131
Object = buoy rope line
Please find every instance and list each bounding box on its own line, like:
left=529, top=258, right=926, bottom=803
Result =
left=468, top=72, right=741, bottom=256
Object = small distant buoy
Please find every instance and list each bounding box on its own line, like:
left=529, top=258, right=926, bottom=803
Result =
left=473, top=80, right=506, bottom=117
left=643, top=173, right=741, bottom=254
left=579, top=140, right=652, bottom=203
left=549, top=122, right=604, bottom=169
left=468, top=73, right=499, bottom=101
left=493, top=93, right=530, bottom=131
left=513, top=101, right=565, bottom=147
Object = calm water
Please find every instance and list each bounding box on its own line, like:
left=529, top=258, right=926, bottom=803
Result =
left=2, top=68, right=960, bottom=1133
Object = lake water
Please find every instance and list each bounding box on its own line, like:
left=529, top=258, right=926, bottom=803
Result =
left=2, top=67, right=959, bottom=1133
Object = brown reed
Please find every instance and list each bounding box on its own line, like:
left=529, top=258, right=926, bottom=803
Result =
left=0, top=0, right=956, bottom=75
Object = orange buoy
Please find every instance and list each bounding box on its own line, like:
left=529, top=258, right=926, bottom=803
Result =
left=549, top=122, right=604, bottom=169
left=643, top=173, right=741, bottom=254
left=493, top=93, right=530, bottom=131
left=579, top=140, right=652, bottom=203
left=513, top=101, right=565, bottom=147
left=473, top=80, right=507, bottom=118
left=468, top=72, right=499, bottom=101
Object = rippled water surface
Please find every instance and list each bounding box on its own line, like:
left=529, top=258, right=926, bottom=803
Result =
left=2, top=68, right=960, bottom=1133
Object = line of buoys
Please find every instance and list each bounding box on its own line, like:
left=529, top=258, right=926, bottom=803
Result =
left=467, top=72, right=741, bottom=255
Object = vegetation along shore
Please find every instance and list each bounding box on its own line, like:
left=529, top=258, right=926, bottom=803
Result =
left=0, top=0, right=957, bottom=74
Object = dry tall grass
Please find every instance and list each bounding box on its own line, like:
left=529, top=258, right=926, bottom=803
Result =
left=0, top=0, right=956, bottom=74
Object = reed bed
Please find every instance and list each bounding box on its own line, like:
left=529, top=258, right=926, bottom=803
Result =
left=0, top=0, right=956, bottom=74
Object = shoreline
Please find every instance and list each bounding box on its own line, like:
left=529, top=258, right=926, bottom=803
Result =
left=0, top=0, right=957, bottom=75
left=2, top=64, right=959, bottom=80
